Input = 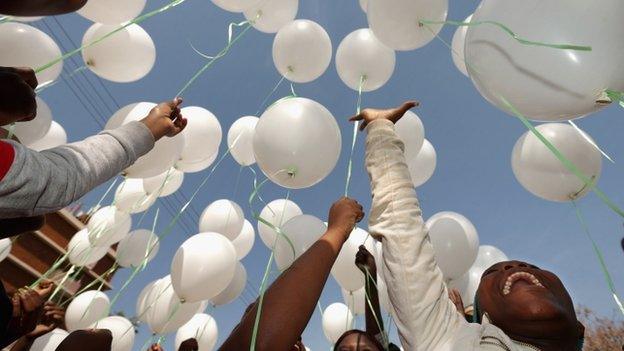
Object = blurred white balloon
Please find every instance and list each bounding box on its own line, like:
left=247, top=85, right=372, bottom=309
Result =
left=228, top=116, right=259, bottom=166
left=331, top=228, right=375, bottom=291
left=359, top=0, right=367, bottom=12
left=448, top=266, right=481, bottom=308
left=0, top=239, right=11, bottom=262
left=322, top=303, right=354, bottom=343
left=105, top=103, right=142, bottom=130
left=336, top=28, right=395, bottom=92
left=426, top=212, right=479, bottom=280
left=244, top=0, right=298, bottom=33
left=13, top=97, right=52, bottom=145
left=91, top=316, right=135, bottom=351
left=175, top=151, right=218, bottom=173
left=143, top=168, right=185, bottom=197
left=25, top=121, right=67, bottom=151
left=179, top=106, right=222, bottom=163
left=0, top=22, right=62, bottom=85
left=199, top=200, right=245, bottom=240
left=212, top=0, right=262, bottom=12
left=136, top=280, right=158, bottom=323
left=87, top=206, right=132, bottom=247
left=116, top=229, right=160, bottom=268
left=82, top=23, right=155, bottom=83
left=9, top=16, right=43, bottom=22
left=113, top=179, right=156, bottom=214
left=67, top=229, right=108, bottom=266
left=211, top=262, right=247, bottom=306
left=258, top=199, right=302, bottom=248
left=30, top=329, right=68, bottom=351
left=146, top=276, right=202, bottom=334
left=254, top=97, right=341, bottom=189
left=78, top=0, right=146, bottom=24
left=232, top=220, right=255, bottom=260
left=450, top=15, right=472, bottom=77
left=474, top=245, right=508, bottom=271
left=272, top=20, right=332, bottom=83
left=511, top=123, right=602, bottom=202
left=274, top=215, right=326, bottom=270
left=65, top=290, right=110, bottom=331
left=175, top=314, right=219, bottom=351
left=395, top=111, right=425, bottom=160
left=406, top=139, right=437, bottom=187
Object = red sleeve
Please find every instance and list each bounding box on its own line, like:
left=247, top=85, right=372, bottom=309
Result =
left=0, top=141, right=15, bottom=181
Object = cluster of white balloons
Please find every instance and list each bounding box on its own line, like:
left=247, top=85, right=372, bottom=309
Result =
left=395, top=111, right=437, bottom=187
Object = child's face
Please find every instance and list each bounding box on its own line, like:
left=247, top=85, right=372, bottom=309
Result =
left=476, top=260, right=581, bottom=342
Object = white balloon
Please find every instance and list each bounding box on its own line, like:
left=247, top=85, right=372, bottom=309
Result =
left=254, top=97, right=341, bottom=189
left=113, top=179, right=157, bottom=214
left=367, top=0, right=448, bottom=51
left=406, top=139, right=437, bottom=187
left=65, top=290, right=110, bottom=331
left=511, top=123, right=602, bottom=202
left=474, top=245, right=508, bottom=271
left=0, top=238, right=11, bottom=262
left=199, top=200, right=245, bottom=241
left=78, top=0, right=146, bottom=24
left=91, top=316, right=135, bottom=351
left=10, top=16, right=43, bottom=23
left=87, top=206, right=132, bottom=247
left=146, top=276, right=202, bottom=334
left=322, top=303, right=354, bottom=343
left=257, top=199, right=302, bottom=248
left=143, top=168, right=185, bottom=197
left=175, top=314, right=218, bottom=351
left=30, top=329, right=68, bottom=351
left=336, top=28, right=395, bottom=92
left=105, top=103, right=143, bottom=130
left=212, top=0, right=262, bottom=12
left=25, top=121, right=67, bottom=151
left=116, top=229, right=160, bottom=268
left=359, top=0, right=367, bottom=12
left=448, top=266, right=482, bottom=308
left=211, top=262, right=247, bottom=306
left=274, top=215, right=326, bottom=270
left=341, top=287, right=365, bottom=315
left=232, top=220, right=255, bottom=260
left=272, top=20, right=332, bottom=83
left=426, top=212, right=479, bottom=280
left=228, top=116, right=259, bottom=166
left=0, top=22, right=62, bottom=85
left=331, top=228, right=376, bottom=291
left=67, top=229, right=108, bottom=267
left=179, top=106, right=222, bottom=163
left=175, top=151, right=218, bottom=173
left=13, top=97, right=52, bottom=145
left=450, top=15, right=472, bottom=77
left=82, top=23, right=155, bottom=83
left=465, top=0, right=624, bottom=121
left=171, top=233, right=238, bottom=303
left=136, top=280, right=158, bottom=323
left=395, top=111, right=425, bottom=160
left=244, top=0, right=298, bottom=34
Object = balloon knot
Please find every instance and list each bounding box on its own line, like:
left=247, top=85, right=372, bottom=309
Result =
left=597, top=90, right=613, bottom=105
left=287, top=167, right=297, bottom=177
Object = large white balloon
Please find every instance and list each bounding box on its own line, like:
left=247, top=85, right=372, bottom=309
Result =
left=331, top=228, right=375, bottom=292
left=116, top=229, right=160, bottom=268
left=341, top=287, right=365, bottom=315
left=406, top=139, right=437, bottom=187
left=228, top=116, right=259, bottom=166
left=244, top=0, right=298, bottom=34
left=77, top=0, right=146, bottom=24
left=10, top=16, right=44, bottom=23
left=448, top=266, right=482, bottom=308
left=395, top=111, right=425, bottom=160
left=258, top=199, right=302, bottom=248
left=82, top=23, right=156, bottom=83
left=13, top=97, right=53, bottom=145
left=450, top=15, right=472, bottom=77
left=254, top=97, right=341, bottom=189
left=322, top=303, right=354, bottom=343
left=367, top=0, right=448, bottom=51
left=336, top=28, right=395, bottom=92
left=87, top=206, right=132, bottom=247
left=211, top=262, right=247, bottom=306
left=65, top=290, right=110, bottom=331
left=274, top=215, right=326, bottom=270
left=175, top=314, right=218, bottom=351
left=92, top=316, right=135, bottom=351
left=511, top=123, right=602, bottom=202
left=0, top=22, right=62, bottom=85
left=426, top=212, right=479, bottom=280
left=179, top=107, right=222, bottom=163
left=465, top=0, right=624, bottom=121
left=143, top=168, right=185, bottom=197
left=272, top=20, right=332, bottom=83
left=199, top=200, right=245, bottom=241
left=171, top=233, right=238, bottom=303
left=175, top=151, right=218, bottom=173
left=30, top=328, right=68, bottom=351
left=212, top=0, right=262, bottom=12
left=67, top=229, right=108, bottom=267
left=108, top=102, right=185, bottom=178
left=474, top=245, right=508, bottom=271
left=113, top=179, right=157, bottom=214
left=0, top=238, right=12, bottom=262
left=136, top=280, right=158, bottom=323
left=25, top=121, right=67, bottom=151
left=146, top=276, right=202, bottom=334
left=232, top=220, right=255, bottom=260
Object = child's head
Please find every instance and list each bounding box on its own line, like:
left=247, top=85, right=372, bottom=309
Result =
left=475, top=260, right=584, bottom=347
left=334, top=330, right=383, bottom=351
left=0, top=67, right=38, bottom=126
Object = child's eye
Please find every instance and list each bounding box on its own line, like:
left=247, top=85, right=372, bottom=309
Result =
left=483, top=269, right=498, bottom=276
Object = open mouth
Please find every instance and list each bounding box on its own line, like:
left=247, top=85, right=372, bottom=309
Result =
left=502, top=271, right=544, bottom=296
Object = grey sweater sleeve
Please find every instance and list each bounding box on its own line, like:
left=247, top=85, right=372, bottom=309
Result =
left=0, top=121, right=154, bottom=218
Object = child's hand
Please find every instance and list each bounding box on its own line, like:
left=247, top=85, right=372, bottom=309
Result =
left=349, top=101, right=419, bottom=131
left=140, top=98, right=188, bottom=141
left=0, top=66, right=38, bottom=125
left=449, top=288, right=466, bottom=316
left=327, top=197, right=364, bottom=240
left=355, top=245, right=377, bottom=277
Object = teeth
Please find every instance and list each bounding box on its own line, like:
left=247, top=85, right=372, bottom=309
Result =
left=502, top=271, right=544, bottom=295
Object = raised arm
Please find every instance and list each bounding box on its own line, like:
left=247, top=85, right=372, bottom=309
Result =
left=0, top=0, right=87, bottom=16
left=219, top=197, right=364, bottom=351
left=352, top=102, right=463, bottom=350
left=355, top=245, right=385, bottom=344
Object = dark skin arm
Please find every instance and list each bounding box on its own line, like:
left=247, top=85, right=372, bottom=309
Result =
left=10, top=302, right=65, bottom=351
left=0, top=0, right=87, bottom=16
left=0, top=216, right=46, bottom=239
left=1, top=281, right=54, bottom=348
left=55, top=329, right=113, bottom=351
left=179, top=338, right=198, bottom=351
left=355, top=245, right=384, bottom=340
left=219, top=197, right=365, bottom=351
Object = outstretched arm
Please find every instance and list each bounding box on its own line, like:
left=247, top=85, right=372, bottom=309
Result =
left=0, top=0, right=87, bottom=16
left=220, top=198, right=364, bottom=351
left=355, top=245, right=385, bottom=343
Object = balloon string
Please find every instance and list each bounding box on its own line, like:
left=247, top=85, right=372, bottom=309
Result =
left=605, top=89, right=624, bottom=109
left=120, top=281, right=174, bottom=339
left=29, top=249, right=72, bottom=288
left=0, top=16, right=12, bottom=24
left=34, top=66, right=89, bottom=93
left=5, top=123, right=15, bottom=141
left=363, top=268, right=389, bottom=350
left=250, top=250, right=274, bottom=351
left=571, top=201, right=624, bottom=316
left=418, top=19, right=592, bottom=51
left=47, top=265, right=76, bottom=302
left=567, top=120, right=614, bottom=163
left=34, top=0, right=187, bottom=74
left=344, top=75, right=366, bottom=197
left=87, top=177, right=120, bottom=216
left=256, top=75, right=287, bottom=116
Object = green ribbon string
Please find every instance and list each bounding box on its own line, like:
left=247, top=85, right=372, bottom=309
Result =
left=567, top=120, right=614, bottom=163
left=606, top=89, right=624, bottom=109
left=363, top=268, right=390, bottom=350
left=0, top=16, right=12, bottom=24
left=344, top=75, right=366, bottom=197
left=571, top=201, right=624, bottom=316
left=34, top=66, right=89, bottom=93
left=419, top=19, right=592, bottom=52
left=5, top=123, right=16, bottom=141
left=34, top=0, right=187, bottom=74
left=87, top=177, right=120, bottom=216
left=48, top=265, right=76, bottom=302
left=250, top=250, right=274, bottom=351
left=30, top=249, right=72, bottom=288
left=256, top=75, right=287, bottom=116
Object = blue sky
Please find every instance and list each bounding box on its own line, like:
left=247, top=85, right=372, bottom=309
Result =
left=27, top=0, right=624, bottom=350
